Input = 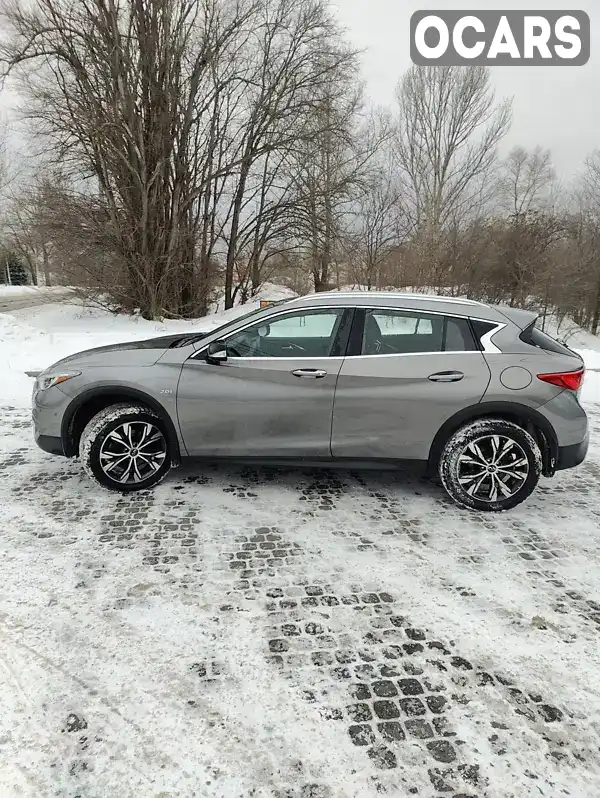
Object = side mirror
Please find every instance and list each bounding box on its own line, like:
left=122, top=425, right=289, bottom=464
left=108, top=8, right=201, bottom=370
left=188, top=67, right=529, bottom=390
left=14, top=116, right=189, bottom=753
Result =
left=206, top=340, right=227, bottom=364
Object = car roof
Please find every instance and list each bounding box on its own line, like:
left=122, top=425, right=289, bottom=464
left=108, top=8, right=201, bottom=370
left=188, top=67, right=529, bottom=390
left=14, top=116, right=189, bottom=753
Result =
left=285, top=291, right=508, bottom=322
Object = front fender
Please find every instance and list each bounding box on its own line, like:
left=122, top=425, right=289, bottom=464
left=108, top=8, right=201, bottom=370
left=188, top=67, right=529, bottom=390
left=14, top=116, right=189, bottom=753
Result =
left=60, top=384, right=184, bottom=462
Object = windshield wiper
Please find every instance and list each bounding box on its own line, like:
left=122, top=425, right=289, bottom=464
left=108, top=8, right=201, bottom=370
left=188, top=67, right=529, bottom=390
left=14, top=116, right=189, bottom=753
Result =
left=170, top=333, right=206, bottom=348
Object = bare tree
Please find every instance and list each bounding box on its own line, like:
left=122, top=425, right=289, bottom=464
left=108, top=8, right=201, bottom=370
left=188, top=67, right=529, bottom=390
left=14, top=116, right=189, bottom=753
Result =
left=1, top=0, right=353, bottom=316
left=346, top=168, right=406, bottom=290
left=394, top=65, right=511, bottom=289
left=498, top=146, right=555, bottom=218
left=574, top=151, right=600, bottom=333
left=213, top=0, right=355, bottom=307
left=289, top=73, right=389, bottom=292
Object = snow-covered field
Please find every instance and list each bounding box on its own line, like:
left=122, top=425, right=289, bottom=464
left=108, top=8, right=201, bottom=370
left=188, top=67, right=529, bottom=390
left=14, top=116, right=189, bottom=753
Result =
left=1, top=294, right=600, bottom=797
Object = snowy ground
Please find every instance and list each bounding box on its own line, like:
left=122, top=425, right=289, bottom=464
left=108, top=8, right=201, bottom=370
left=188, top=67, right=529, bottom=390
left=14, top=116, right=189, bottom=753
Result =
left=1, top=296, right=600, bottom=797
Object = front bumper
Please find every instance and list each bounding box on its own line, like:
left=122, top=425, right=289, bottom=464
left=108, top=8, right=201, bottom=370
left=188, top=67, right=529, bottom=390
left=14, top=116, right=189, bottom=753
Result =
left=32, top=384, right=70, bottom=456
left=35, top=432, right=65, bottom=456
left=556, top=430, right=590, bottom=471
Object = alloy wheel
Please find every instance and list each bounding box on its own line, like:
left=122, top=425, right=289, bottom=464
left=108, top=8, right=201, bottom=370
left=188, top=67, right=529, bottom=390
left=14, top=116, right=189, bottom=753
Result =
left=456, top=434, right=530, bottom=503
left=99, top=421, right=167, bottom=484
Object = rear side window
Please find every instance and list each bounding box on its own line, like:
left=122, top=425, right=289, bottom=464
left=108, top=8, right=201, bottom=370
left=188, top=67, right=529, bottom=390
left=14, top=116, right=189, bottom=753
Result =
left=361, top=310, right=477, bottom=355
left=445, top=318, right=478, bottom=352
left=520, top=322, right=574, bottom=356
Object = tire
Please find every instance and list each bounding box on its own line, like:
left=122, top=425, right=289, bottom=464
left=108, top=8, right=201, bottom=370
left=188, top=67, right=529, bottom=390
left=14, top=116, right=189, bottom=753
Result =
left=439, top=418, right=542, bottom=512
left=79, top=403, right=172, bottom=492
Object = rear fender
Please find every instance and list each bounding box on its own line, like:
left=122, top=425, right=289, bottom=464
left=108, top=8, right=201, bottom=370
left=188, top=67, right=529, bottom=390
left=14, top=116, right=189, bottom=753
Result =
left=428, top=401, right=558, bottom=478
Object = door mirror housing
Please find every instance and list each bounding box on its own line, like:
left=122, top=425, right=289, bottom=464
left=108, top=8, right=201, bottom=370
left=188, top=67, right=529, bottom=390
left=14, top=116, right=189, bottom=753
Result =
left=206, top=340, right=228, bottom=364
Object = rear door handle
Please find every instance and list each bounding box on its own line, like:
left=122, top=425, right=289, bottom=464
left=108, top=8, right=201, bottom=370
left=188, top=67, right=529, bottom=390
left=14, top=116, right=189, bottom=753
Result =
left=292, top=369, right=327, bottom=379
left=428, top=371, right=464, bottom=383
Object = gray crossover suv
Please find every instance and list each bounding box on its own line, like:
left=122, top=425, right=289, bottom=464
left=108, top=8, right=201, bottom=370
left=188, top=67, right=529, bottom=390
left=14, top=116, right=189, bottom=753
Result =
left=32, top=292, right=589, bottom=511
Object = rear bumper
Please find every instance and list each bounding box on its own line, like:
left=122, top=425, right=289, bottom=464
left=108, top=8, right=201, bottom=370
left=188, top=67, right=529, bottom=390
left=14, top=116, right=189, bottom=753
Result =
left=556, top=430, right=589, bottom=471
left=35, top=432, right=65, bottom=456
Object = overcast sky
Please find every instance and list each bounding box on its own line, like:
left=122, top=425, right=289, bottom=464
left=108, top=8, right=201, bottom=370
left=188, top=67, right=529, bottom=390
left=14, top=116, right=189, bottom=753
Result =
left=332, top=0, right=598, bottom=179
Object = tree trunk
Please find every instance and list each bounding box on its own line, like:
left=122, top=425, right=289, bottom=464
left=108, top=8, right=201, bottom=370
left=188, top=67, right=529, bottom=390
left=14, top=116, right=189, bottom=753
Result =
left=591, top=272, right=600, bottom=335
left=42, top=246, right=51, bottom=286
left=225, top=158, right=252, bottom=310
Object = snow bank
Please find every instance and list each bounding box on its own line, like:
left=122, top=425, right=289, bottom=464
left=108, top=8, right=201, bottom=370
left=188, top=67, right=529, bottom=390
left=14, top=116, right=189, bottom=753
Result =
left=0, top=294, right=291, bottom=407
left=579, top=349, right=600, bottom=405
left=0, top=285, right=73, bottom=297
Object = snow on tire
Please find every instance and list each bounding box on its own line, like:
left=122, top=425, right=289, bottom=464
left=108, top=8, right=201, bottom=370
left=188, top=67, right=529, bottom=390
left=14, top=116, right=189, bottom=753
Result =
left=439, top=418, right=542, bottom=512
left=79, top=403, right=172, bottom=492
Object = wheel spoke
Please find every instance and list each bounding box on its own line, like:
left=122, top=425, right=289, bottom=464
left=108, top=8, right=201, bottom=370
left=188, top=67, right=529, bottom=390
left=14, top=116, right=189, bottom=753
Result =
left=496, top=439, right=516, bottom=464
left=132, top=459, right=144, bottom=482
left=138, top=432, right=163, bottom=449
left=497, top=465, right=528, bottom=481
left=100, top=449, right=126, bottom=461
left=467, top=472, right=488, bottom=497
left=138, top=455, right=156, bottom=473
left=122, top=423, right=134, bottom=447
left=458, top=454, right=484, bottom=467
left=137, top=423, right=153, bottom=447
left=495, top=474, right=513, bottom=498
left=118, top=458, right=135, bottom=483
left=503, top=456, right=528, bottom=469
left=458, top=469, right=486, bottom=486
left=490, top=435, right=501, bottom=463
left=468, top=442, right=488, bottom=465
left=103, top=453, right=130, bottom=473
left=107, top=429, right=129, bottom=448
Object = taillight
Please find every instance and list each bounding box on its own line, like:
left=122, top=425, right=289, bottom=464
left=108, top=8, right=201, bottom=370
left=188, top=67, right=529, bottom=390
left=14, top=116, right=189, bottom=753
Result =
left=537, top=368, right=585, bottom=391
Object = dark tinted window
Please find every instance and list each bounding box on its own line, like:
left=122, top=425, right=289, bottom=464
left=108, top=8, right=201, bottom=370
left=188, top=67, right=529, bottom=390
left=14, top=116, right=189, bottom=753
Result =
left=361, top=310, right=476, bottom=355
left=470, top=319, right=497, bottom=350
left=445, top=318, right=477, bottom=352
left=520, top=322, right=574, bottom=356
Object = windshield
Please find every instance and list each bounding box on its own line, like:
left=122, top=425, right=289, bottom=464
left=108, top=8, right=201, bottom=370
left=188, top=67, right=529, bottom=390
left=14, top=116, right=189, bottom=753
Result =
left=173, top=300, right=290, bottom=347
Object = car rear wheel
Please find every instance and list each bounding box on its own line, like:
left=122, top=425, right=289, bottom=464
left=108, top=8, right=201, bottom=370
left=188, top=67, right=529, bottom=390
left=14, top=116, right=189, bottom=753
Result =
left=439, top=418, right=542, bottom=512
left=79, top=403, right=172, bottom=492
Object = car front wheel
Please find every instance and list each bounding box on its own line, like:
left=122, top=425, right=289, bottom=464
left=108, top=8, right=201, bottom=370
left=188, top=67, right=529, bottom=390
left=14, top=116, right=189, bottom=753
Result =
left=79, top=403, right=172, bottom=492
left=439, top=418, right=542, bottom=512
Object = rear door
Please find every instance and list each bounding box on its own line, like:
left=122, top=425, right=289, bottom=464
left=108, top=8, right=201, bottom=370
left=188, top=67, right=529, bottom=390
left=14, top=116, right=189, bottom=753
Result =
left=331, top=307, right=491, bottom=461
left=177, top=307, right=352, bottom=457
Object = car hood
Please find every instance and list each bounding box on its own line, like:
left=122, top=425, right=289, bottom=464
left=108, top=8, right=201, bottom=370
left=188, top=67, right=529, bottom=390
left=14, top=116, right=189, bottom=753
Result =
left=46, top=334, right=188, bottom=370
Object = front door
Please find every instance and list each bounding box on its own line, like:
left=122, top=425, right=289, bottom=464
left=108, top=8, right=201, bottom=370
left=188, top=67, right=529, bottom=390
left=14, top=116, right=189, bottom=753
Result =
left=331, top=307, right=491, bottom=461
left=177, top=307, right=352, bottom=457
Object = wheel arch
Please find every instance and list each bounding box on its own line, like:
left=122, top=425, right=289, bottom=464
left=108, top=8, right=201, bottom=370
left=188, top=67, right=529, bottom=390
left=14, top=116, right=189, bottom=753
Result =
left=427, top=401, right=559, bottom=478
left=61, top=386, right=182, bottom=464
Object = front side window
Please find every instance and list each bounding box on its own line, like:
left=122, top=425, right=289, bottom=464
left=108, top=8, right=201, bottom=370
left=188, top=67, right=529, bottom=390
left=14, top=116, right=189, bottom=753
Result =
left=361, top=310, right=477, bottom=355
left=225, top=309, right=346, bottom=358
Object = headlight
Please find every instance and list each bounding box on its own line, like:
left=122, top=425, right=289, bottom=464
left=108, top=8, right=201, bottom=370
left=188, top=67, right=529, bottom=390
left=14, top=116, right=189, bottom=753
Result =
left=35, top=371, right=81, bottom=392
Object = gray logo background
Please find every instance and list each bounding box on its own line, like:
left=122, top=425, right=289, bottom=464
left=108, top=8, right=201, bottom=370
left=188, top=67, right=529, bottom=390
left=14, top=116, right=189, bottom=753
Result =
left=410, top=10, right=590, bottom=66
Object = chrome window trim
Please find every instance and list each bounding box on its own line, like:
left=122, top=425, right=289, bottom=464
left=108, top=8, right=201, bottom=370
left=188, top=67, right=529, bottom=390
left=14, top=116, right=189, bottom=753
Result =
left=190, top=304, right=507, bottom=360
left=478, top=322, right=506, bottom=354
left=344, top=351, right=478, bottom=360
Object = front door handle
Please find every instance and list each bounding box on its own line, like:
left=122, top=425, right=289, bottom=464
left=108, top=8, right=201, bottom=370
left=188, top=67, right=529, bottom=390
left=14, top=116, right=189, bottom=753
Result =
left=292, top=369, right=327, bottom=379
left=428, top=371, right=464, bottom=383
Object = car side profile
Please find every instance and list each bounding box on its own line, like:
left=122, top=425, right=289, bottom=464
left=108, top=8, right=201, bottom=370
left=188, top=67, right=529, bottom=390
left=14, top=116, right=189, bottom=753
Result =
left=32, top=292, right=589, bottom=511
